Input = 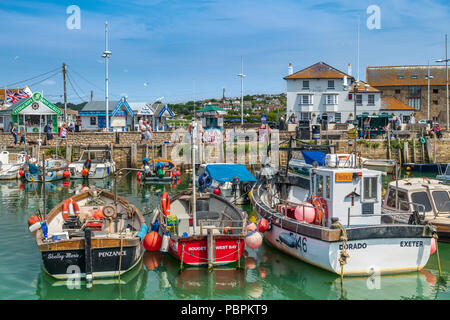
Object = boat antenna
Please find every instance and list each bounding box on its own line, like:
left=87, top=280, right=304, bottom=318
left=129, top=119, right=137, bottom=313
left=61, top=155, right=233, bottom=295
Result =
left=192, top=118, right=197, bottom=234
left=42, top=152, right=46, bottom=220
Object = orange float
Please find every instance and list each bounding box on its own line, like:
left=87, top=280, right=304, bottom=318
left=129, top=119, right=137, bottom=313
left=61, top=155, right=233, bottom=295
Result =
left=161, top=192, right=171, bottom=216
left=144, top=231, right=163, bottom=251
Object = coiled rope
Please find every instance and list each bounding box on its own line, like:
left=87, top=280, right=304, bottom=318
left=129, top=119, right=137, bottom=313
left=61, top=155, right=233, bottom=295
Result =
left=332, top=221, right=350, bottom=281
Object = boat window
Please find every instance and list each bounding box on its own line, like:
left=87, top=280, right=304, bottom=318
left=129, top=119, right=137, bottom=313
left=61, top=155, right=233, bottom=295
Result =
left=445, top=166, right=450, bottom=176
left=317, top=175, right=324, bottom=197
left=363, top=177, right=378, bottom=201
left=411, top=192, right=433, bottom=212
left=432, top=191, right=450, bottom=211
left=325, top=175, right=330, bottom=199
left=386, top=188, right=409, bottom=210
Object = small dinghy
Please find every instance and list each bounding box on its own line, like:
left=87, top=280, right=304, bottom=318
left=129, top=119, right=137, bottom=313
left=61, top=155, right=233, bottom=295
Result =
left=138, top=158, right=178, bottom=183
left=151, top=189, right=248, bottom=267
left=196, top=163, right=257, bottom=205
left=29, top=188, right=147, bottom=281
left=23, top=156, right=69, bottom=182
left=69, top=149, right=115, bottom=179
left=251, top=154, right=437, bottom=276
left=382, top=177, right=450, bottom=242
left=0, top=151, right=28, bottom=180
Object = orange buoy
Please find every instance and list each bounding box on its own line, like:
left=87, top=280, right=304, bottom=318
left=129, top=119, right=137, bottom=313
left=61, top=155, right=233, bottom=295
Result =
left=258, top=218, right=269, bottom=233
left=144, top=231, right=163, bottom=251
left=223, top=226, right=232, bottom=234
left=161, top=192, right=170, bottom=216
left=81, top=168, right=89, bottom=177
left=247, top=222, right=257, bottom=232
left=294, top=203, right=316, bottom=223
left=28, top=215, right=41, bottom=226
left=430, top=237, right=437, bottom=255
left=245, top=231, right=263, bottom=249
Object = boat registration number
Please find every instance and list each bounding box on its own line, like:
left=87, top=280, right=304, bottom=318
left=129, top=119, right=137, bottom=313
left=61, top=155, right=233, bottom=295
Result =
left=335, top=172, right=353, bottom=182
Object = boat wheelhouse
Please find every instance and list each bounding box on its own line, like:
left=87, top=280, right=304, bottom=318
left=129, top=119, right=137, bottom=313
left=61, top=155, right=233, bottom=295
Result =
left=251, top=154, right=436, bottom=276
left=382, top=177, right=450, bottom=241
left=0, top=151, right=28, bottom=179
left=69, top=149, right=115, bottom=179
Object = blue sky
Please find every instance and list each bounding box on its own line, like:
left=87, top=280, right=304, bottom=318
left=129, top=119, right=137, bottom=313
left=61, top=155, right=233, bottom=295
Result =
left=0, top=0, right=449, bottom=104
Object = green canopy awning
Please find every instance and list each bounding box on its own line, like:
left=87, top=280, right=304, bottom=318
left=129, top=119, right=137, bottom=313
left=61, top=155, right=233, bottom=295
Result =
left=196, top=105, right=226, bottom=114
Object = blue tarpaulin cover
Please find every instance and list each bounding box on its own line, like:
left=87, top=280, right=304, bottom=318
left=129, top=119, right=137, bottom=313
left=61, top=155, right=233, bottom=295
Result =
left=28, top=163, right=39, bottom=175
left=301, top=151, right=326, bottom=165
left=205, top=164, right=256, bottom=184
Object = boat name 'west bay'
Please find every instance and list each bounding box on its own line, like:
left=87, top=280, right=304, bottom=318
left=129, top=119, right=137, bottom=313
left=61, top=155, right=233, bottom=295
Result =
left=188, top=245, right=237, bottom=251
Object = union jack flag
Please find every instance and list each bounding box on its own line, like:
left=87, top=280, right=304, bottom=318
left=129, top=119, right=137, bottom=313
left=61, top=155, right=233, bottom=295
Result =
left=5, top=89, right=29, bottom=104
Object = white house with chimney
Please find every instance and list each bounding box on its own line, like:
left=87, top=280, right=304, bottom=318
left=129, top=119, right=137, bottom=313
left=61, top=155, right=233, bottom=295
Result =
left=285, top=62, right=381, bottom=125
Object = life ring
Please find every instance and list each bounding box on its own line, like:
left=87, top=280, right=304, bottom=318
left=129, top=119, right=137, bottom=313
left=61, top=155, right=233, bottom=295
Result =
left=309, top=195, right=328, bottom=226
left=161, top=191, right=170, bottom=216
left=63, top=198, right=80, bottom=219
left=420, top=137, right=426, bottom=144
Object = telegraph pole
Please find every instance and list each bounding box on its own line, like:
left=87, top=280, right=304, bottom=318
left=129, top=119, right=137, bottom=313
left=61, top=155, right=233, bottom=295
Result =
left=62, top=63, right=67, bottom=123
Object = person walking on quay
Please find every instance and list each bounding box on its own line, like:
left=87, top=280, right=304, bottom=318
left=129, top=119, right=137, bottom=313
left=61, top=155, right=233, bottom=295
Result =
left=10, top=123, right=18, bottom=145
left=433, top=123, right=442, bottom=140
left=60, top=122, right=68, bottom=145
left=139, top=119, right=146, bottom=142
left=145, top=120, right=153, bottom=143
left=44, top=120, right=54, bottom=146
left=19, top=124, right=27, bottom=145
left=363, top=117, right=371, bottom=139
left=394, top=116, right=402, bottom=131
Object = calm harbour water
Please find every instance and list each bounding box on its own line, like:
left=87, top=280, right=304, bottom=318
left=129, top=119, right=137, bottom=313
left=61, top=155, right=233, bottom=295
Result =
left=0, top=170, right=448, bottom=300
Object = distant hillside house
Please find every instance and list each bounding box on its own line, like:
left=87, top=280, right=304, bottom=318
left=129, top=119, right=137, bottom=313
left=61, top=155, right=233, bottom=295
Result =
left=367, top=65, right=448, bottom=123
left=285, top=62, right=381, bottom=124
left=79, top=97, right=134, bottom=131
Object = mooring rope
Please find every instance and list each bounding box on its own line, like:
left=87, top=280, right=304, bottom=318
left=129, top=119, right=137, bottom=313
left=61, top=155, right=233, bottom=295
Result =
left=332, top=221, right=350, bottom=281
left=433, top=232, right=442, bottom=278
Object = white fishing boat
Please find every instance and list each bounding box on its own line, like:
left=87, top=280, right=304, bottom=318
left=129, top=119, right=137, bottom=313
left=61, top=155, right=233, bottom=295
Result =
left=382, top=177, right=450, bottom=242
left=196, top=163, right=257, bottom=204
left=0, top=151, right=28, bottom=180
left=69, top=149, right=115, bottom=179
left=251, top=154, right=437, bottom=276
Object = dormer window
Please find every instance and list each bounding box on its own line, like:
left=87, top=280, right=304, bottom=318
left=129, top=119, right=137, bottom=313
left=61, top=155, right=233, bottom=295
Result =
left=397, top=75, right=404, bottom=79
left=411, top=75, right=418, bottom=79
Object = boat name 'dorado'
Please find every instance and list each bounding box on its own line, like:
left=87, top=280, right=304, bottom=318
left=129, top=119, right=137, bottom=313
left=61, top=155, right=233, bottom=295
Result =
left=98, top=251, right=127, bottom=258
left=339, top=243, right=367, bottom=250
left=400, top=241, right=423, bottom=247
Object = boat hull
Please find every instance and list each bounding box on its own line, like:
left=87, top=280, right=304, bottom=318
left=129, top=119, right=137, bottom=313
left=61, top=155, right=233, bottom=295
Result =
left=262, top=223, right=431, bottom=276
left=168, top=238, right=245, bottom=266
left=24, top=170, right=67, bottom=182
left=40, top=243, right=143, bottom=280
left=69, top=164, right=114, bottom=179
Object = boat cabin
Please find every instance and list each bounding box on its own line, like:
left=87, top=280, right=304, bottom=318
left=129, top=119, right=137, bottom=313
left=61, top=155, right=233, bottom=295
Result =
left=308, top=154, right=383, bottom=227
left=77, top=150, right=113, bottom=163
left=383, top=178, right=450, bottom=216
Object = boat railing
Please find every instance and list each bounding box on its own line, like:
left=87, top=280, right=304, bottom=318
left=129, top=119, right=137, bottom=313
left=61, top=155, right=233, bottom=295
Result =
left=198, top=219, right=247, bottom=236
left=256, top=180, right=327, bottom=226
left=348, top=200, right=426, bottom=226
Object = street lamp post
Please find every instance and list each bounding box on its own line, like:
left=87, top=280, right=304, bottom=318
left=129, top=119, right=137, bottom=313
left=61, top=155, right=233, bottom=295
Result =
left=425, top=63, right=434, bottom=123
left=237, top=57, right=246, bottom=127
left=436, top=34, right=449, bottom=130
left=102, top=21, right=112, bottom=131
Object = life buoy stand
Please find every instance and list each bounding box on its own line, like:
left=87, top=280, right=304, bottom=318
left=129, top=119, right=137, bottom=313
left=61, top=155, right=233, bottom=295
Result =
left=63, top=198, right=80, bottom=220
left=161, top=191, right=171, bottom=216
left=309, top=195, right=328, bottom=226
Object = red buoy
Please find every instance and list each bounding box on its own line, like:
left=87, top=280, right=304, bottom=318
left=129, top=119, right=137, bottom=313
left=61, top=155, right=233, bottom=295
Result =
left=176, top=170, right=181, bottom=177
left=28, top=215, right=40, bottom=226
left=430, top=237, right=437, bottom=255
left=19, top=169, right=24, bottom=177
left=258, top=218, right=269, bottom=233
left=144, top=231, right=162, bottom=251
left=63, top=170, right=70, bottom=178
left=213, top=187, right=221, bottom=195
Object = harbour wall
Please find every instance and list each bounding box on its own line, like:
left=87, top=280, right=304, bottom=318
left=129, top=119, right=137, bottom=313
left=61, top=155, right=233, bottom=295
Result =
left=1, top=131, right=450, bottom=169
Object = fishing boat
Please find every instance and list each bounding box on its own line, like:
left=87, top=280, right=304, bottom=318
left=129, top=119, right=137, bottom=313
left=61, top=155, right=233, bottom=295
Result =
left=0, top=150, right=28, bottom=179
left=196, top=163, right=257, bottom=204
left=382, top=177, right=450, bottom=242
left=152, top=188, right=248, bottom=267
left=251, top=153, right=437, bottom=276
left=68, top=149, right=115, bottom=179
left=361, top=158, right=395, bottom=174
left=29, top=187, right=148, bottom=281
left=139, top=158, right=178, bottom=183
left=23, top=156, right=69, bottom=182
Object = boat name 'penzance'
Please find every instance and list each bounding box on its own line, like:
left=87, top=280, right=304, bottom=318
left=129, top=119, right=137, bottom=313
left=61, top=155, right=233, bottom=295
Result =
left=98, top=251, right=127, bottom=258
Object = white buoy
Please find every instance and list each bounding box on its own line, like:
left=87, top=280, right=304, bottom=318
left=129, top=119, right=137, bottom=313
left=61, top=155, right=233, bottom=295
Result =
left=160, top=231, right=170, bottom=253
left=29, top=222, right=42, bottom=233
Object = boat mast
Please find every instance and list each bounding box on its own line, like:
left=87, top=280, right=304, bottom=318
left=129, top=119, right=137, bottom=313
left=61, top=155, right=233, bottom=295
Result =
left=42, top=152, right=46, bottom=219
left=192, top=119, right=197, bottom=234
